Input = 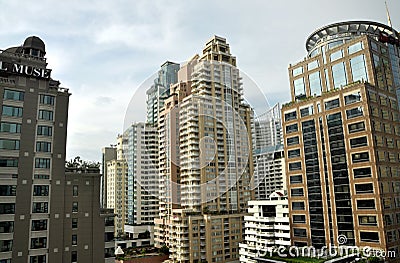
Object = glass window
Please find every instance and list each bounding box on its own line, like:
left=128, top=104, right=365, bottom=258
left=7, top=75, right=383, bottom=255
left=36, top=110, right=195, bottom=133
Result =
left=290, top=175, right=302, bottom=184
left=0, top=139, right=20, bottom=150
left=330, top=50, right=343, bottom=61
left=360, top=231, right=379, bottom=243
left=324, top=69, right=331, bottom=90
left=0, top=158, right=18, bottom=168
left=30, top=237, right=47, bottom=249
left=293, top=215, right=306, bottom=223
left=37, top=125, right=52, bottom=136
left=72, top=202, right=78, bottom=213
left=293, top=228, right=307, bottom=237
left=0, top=204, right=15, bottom=214
left=291, top=188, right=304, bottom=197
left=288, top=149, right=300, bottom=159
left=31, top=220, right=47, bottom=231
left=332, top=62, right=347, bottom=88
left=293, top=66, right=303, bottom=76
left=73, top=185, right=78, bottom=197
left=0, top=122, right=21, bottom=133
left=345, top=92, right=361, bottom=105
left=355, top=183, right=374, bottom=194
left=352, top=152, right=369, bottom=163
left=289, top=162, right=302, bottom=171
left=300, top=106, right=313, bottom=117
left=307, top=60, right=319, bottom=71
left=0, top=240, right=12, bottom=252
left=0, top=185, right=16, bottom=196
left=350, top=137, right=368, bottom=148
left=346, top=107, right=363, bottom=119
left=38, top=110, right=53, bottom=121
left=327, top=40, right=343, bottom=50
left=0, top=221, right=14, bottom=233
left=72, top=218, right=78, bottom=229
left=309, top=71, right=322, bottom=96
left=325, top=98, right=340, bottom=110
left=3, top=89, right=24, bottom=101
left=284, top=111, right=297, bottom=121
left=292, top=202, right=305, bottom=210
left=72, top=234, right=77, bottom=245
left=348, top=42, right=363, bottom=54
left=35, top=158, right=50, bottom=169
left=32, top=202, right=48, bottom=213
left=36, top=142, right=51, bottom=152
left=33, top=185, right=49, bottom=196
left=30, top=255, right=46, bottom=263
left=350, top=55, right=368, bottom=82
left=358, top=216, right=377, bottom=226
left=39, top=94, right=55, bottom=105
left=285, top=123, right=298, bottom=134
left=2, top=106, right=23, bottom=117
left=71, top=251, right=78, bottom=263
left=357, top=199, right=375, bottom=209
left=294, top=77, right=305, bottom=98
left=287, top=136, right=299, bottom=146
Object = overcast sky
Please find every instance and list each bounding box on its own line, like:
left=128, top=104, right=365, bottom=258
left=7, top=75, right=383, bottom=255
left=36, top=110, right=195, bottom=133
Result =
left=1, top=0, right=399, bottom=162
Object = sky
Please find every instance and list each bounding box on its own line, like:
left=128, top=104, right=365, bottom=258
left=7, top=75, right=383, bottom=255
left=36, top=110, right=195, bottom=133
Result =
left=1, top=0, right=399, bottom=162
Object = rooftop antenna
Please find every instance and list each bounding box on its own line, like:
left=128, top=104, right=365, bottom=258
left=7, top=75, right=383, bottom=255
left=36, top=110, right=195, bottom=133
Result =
left=385, top=1, right=393, bottom=28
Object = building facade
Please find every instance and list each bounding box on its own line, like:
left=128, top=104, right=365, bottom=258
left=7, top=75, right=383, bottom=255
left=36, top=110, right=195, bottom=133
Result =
left=101, top=146, right=117, bottom=208
left=282, top=21, right=400, bottom=259
left=155, top=36, right=254, bottom=263
left=239, top=191, right=290, bottom=263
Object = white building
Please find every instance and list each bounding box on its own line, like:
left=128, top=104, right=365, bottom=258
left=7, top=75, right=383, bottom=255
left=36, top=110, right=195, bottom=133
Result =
left=239, top=191, right=290, bottom=263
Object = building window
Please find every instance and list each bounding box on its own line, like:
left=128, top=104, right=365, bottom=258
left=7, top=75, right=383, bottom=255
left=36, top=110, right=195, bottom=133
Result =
left=346, top=107, right=363, bottom=119
left=307, top=60, right=319, bottom=71
left=38, top=110, right=53, bottom=121
left=332, top=62, right=347, bottom=88
left=0, top=122, right=21, bottom=133
left=39, top=94, right=55, bottom=105
left=0, top=204, right=15, bottom=214
left=344, top=92, right=362, bottom=105
left=355, top=183, right=374, bottom=194
left=325, top=98, right=340, bottom=110
left=72, top=202, right=78, bottom=213
left=105, top=232, right=114, bottom=242
left=0, top=185, right=16, bottom=196
left=36, top=141, right=51, bottom=152
left=72, top=234, right=77, bottom=245
left=291, top=188, right=304, bottom=197
left=0, top=221, right=14, bottom=233
left=352, top=152, right=369, bottom=163
left=31, top=219, right=47, bottom=231
left=35, top=158, right=51, bottom=169
left=287, top=136, right=299, bottom=146
left=308, top=71, right=322, bottom=96
left=350, top=55, right=368, bottom=82
left=357, top=199, right=375, bottom=210
left=71, top=251, right=77, bottom=263
left=348, top=121, right=365, bottom=133
left=105, top=247, right=115, bottom=258
left=29, top=255, right=46, bottom=263
left=289, top=162, right=302, bottom=171
left=350, top=137, right=368, bottom=148
left=360, top=231, right=379, bottom=243
left=292, top=202, right=305, bottom=210
left=294, top=78, right=305, bottom=98
left=33, top=185, right=49, bottom=196
left=288, top=149, right=300, bottom=159
left=72, top=218, right=78, bottom=229
left=358, top=216, right=377, bottom=226
left=290, top=175, right=302, bottom=184
left=0, top=139, right=20, bottom=150
left=284, top=111, right=297, bottom=121
left=292, top=215, right=306, bottom=223
left=300, top=106, right=313, bottom=117
left=32, top=202, right=48, bottom=213
left=293, top=66, right=303, bottom=76
left=2, top=106, right=23, bottom=117
left=3, top=89, right=24, bottom=101
left=348, top=42, right=363, bottom=54
left=293, top=228, right=307, bottom=237
left=73, top=185, right=78, bottom=196
left=30, top=237, right=47, bottom=249
left=0, top=240, right=12, bottom=252
left=285, top=123, right=298, bottom=134
left=37, top=125, right=53, bottom=136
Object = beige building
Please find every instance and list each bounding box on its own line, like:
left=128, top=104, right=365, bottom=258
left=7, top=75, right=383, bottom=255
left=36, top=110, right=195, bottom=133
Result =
left=106, top=135, right=127, bottom=236
left=155, top=36, right=254, bottom=263
left=282, top=21, right=400, bottom=260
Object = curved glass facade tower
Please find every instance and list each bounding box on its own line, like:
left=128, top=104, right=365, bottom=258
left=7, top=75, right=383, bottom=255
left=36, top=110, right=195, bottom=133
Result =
left=283, top=21, right=400, bottom=259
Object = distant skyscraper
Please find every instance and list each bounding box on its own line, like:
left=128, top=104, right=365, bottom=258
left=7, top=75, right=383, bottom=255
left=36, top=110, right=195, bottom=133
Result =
left=283, top=21, right=400, bottom=258
left=154, top=36, right=254, bottom=263
left=101, top=146, right=117, bottom=208
left=146, top=61, right=180, bottom=126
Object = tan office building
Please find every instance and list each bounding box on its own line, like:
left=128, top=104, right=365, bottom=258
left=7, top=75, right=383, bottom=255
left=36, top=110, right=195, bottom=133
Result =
left=155, top=36, right=254, bottom=263
left=282, top=21, right=400, bottom=260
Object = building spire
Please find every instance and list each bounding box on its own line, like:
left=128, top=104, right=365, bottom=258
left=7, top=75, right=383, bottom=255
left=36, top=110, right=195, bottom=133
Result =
left=385, top=1, right=392, bottom=28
